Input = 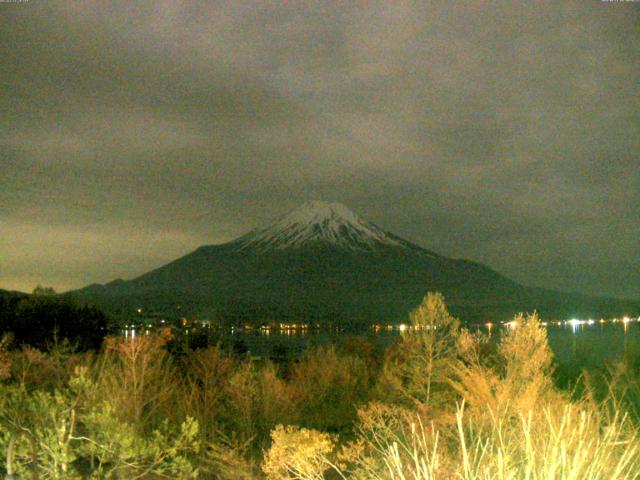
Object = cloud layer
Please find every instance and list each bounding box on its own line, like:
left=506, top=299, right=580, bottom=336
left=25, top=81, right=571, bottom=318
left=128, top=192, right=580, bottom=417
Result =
left=1, top=0, right=638, bottom=298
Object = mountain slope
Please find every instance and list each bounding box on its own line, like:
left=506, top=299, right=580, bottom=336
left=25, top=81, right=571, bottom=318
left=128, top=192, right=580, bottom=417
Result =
left=234, top=201, right=408, bottom=252
left=73, top=202, right=639, bottom=325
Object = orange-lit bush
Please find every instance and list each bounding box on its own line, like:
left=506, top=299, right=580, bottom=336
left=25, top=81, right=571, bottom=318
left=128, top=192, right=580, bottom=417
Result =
left=0, top=293, right=638, bottom=479
left=262, top=425, right=336, bottom=480
left=289, top=345, right=373, bottom=432
left=377, top=292, right=460, bottom=420
left=94, top=335, right=178, bottom=431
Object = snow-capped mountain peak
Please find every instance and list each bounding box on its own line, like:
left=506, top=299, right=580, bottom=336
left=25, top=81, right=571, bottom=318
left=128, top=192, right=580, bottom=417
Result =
left=234, top=201, right=404, bottom=252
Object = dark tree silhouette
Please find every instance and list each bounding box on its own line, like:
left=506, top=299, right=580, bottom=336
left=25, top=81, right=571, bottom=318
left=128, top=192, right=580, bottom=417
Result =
left=0, top=287, right=107, bottom=351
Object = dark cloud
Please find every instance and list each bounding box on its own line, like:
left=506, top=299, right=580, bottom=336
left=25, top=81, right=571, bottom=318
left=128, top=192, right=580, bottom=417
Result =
left=0, top=0, right=638, bottom=298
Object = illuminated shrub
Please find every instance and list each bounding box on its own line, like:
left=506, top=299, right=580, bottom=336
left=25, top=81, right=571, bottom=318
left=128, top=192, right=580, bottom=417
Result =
left=0, top=366, right=199, bottom=478
left=451, top=312, right=558, bottom=420
left=289, top=345, right=373, bottom=432
left=0, top=294, right=637, bottom=479
left=95, top=335, right=178, bottom=431
left=181, top=345, right=239, bottom=441
left=338, top=402, right=445, bottom=479
left=377, top=292, right=460, bottom=419
left=262, top=425, right=335, bottom=480
left=333, top=401, right=640, bottom=480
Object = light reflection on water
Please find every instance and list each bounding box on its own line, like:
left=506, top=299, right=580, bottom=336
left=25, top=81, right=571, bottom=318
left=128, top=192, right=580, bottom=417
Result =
left=545, top=322, right=640, bottom=366
left=119, top=318, right=640, bottom=367
left=222, top=321, right=640, bottom=366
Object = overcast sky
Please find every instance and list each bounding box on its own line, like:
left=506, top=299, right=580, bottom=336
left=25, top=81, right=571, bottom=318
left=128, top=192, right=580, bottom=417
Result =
left=1, top=0, right=638, bottom=299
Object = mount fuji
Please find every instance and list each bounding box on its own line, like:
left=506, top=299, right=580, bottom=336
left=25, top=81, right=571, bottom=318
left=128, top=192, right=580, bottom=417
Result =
left=74, top=201, right=637, bottom=325
left=234, top=201, right=406, bottom=252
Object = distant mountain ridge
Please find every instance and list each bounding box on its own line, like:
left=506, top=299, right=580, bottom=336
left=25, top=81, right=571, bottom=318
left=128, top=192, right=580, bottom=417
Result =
left=73, top=201, right=639, bottom=325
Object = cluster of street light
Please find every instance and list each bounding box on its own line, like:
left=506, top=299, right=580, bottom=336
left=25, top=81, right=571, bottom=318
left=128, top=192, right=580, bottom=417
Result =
left=497, top=316, right=638, bottom=333
left=371, top=316, right=640, bottom=335
left=122, top=312, right=639, bottom=340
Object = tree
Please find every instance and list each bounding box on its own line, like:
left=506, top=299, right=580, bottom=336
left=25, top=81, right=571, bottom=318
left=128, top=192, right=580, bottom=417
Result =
left=10, top=287, right=107, bottom=351
left=378, top=292, right=461, bottom=418
left=0, top=366, right=199, bottom=478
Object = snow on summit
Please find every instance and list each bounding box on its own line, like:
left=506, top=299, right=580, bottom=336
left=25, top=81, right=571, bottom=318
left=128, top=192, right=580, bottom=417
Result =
left=234, top=201, right=403, bottom=252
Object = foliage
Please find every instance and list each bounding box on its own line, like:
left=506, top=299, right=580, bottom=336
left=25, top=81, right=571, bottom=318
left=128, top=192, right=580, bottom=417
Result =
left=0, top=287, right=108, bottom=351
left=337, top=402, right=441, bottom=479
left=262, top=425, right=336, bottom=480
left=294, top=309, right=640, bottom=480
left=200, top=433, right=258, bottom=480
left=10, top=340, right=90, bottom=390
left=94, top=336, right=178, bottom=432
left=181, top=345, right=240, bottom=441
left=0, top=292, right=639, bottom=479
left=377, top=292, right=460, bottom=418
left=289, top=345, right=372, bottom=432
left=0, top=334, right=11, bottom=382
left=452, top=402, right=640, bottom=480
left=329, top=400, right=640, bottom=480
left=586, top=354, right=640, bottom=427
left=0, top=366, right=199, bottom=479
left=451, top=312, right=558, bottom=421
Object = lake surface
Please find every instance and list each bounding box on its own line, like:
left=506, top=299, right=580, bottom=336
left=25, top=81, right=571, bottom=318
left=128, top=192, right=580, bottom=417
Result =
left=219, top=319, right=640, bottom=368
left=545, top=321, right=640, bottom=367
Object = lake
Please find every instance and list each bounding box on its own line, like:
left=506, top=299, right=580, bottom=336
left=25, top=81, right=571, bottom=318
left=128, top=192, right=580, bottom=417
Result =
left=217, top=317, right=640, bottom=369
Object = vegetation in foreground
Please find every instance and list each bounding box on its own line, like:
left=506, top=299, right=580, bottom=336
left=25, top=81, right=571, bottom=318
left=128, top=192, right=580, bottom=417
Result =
left=0, top=293, right=639, bottom=479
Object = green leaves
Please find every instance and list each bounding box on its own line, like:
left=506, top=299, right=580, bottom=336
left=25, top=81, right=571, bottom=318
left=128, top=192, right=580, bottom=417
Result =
left=0, top=366, right=199, bottom=478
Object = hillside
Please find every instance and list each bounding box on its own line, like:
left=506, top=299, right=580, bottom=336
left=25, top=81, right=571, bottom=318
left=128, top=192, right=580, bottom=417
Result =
left=73, top=202, right=639, bottom=325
